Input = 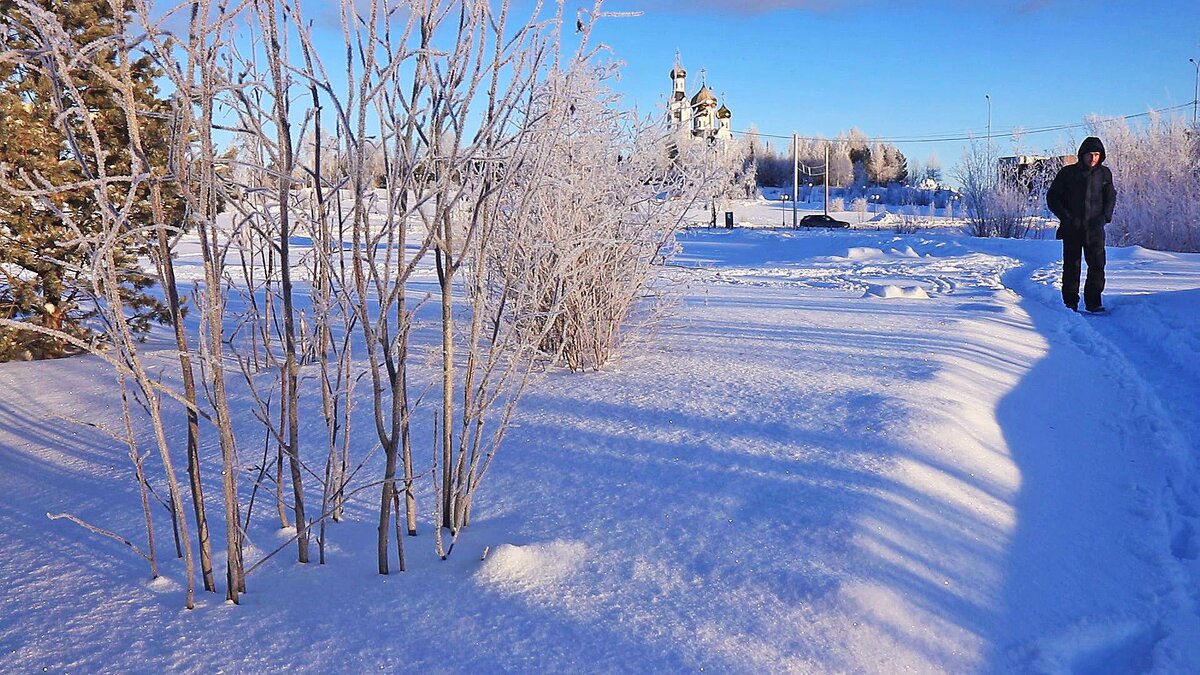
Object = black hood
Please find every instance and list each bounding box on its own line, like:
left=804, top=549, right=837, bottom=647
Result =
left=1077, top=136, right=1106, bottom=164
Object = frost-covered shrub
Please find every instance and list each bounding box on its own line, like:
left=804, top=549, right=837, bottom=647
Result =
left=1087, top=115, right=1200, bottom=252
left=852, top=197, right=868, bottom=217
left=828, top=197, right=844, bottom=212
left=955, top=140, right=1039, bottom=239
left=491, top=67, right=712, bottom=372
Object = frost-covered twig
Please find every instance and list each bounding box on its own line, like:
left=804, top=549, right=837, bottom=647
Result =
left=47, top=513, right=152, bottom=565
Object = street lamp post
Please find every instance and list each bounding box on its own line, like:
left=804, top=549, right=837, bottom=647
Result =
left=1190, top=58, right=1199, bottom=127
left=985, top=94, right=992, bottom=156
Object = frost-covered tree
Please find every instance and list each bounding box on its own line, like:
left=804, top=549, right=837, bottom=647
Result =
left=827, top=135, right=853, bottom=187
left=863, top=140, right=907, bottom=186
left=884, top=145, right=908, bottom=184
left=1, top=0, right=211, bottom=607
left=846, top=127, right=869, bottom=166
left=743, top=123, right=765, bottom=163
left=728, top=137, right=758, bottom=198
left=865, top=141, right=889, bottom=187
left=0, top=0, right=740, bottom=609
left=921, top=153, right=943, bottom=186
left=1086, top=114, right=1200, bottom=252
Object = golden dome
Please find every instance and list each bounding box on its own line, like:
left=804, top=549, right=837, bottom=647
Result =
left=671, top=65, right=686, bottom=79
left=691, top=86, right=717, bottom=106
left=718, top=105, right=731, bottom=118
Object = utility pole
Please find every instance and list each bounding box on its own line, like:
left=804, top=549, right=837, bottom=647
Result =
left=823, top=142, right=830, bottom=218
left=792, top=132, right=799, bottom=228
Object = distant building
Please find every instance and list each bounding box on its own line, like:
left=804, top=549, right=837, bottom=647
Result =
left=997, top=154, right=1074, bottom=192
left=667, top=56, right=733, bottom=142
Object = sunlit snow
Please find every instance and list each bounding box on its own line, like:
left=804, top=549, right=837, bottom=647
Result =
left=2, top=200, right=1199, bottom=673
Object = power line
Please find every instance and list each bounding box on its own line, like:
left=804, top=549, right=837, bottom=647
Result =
left=734, top=101, right=1197, bottom=144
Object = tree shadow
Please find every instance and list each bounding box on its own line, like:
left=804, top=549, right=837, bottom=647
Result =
left=464, top=286, right=1029, bottom=671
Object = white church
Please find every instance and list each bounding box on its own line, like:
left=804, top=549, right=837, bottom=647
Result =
left=667, top=57, right=733, bottom=142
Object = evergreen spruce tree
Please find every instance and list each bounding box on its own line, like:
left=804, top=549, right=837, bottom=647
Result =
left=0, top=0, right=172, bottom=361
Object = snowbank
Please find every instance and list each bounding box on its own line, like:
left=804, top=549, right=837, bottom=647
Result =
left=862, top=284, right=930, bottom=299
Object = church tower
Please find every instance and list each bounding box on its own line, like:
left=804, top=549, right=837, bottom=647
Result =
left=691, top=81, right=718, bottom=136
left=716, top=103, right=733, bottom=140
left=668, top=55, right=690, bottom=129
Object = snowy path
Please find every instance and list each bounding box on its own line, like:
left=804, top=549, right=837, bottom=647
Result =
left=1004, top=246, right=1200, bottom=671
left=653, top=230, right=1200, bottom=671
left=460, top=230, right=1200, bottom=671
left=1, top=228, right=1198, bottom=673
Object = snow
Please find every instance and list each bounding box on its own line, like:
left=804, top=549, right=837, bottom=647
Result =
left=862, top=283, right=930, bottom=299
left=2, top=206, right=1200, bottom=673
left=476, top=541, right=589, bottom=595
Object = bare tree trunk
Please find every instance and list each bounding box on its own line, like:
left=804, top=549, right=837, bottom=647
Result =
left=392, top=488, right=406, bottom=572
left=261, top=0, right=309, bottom=565
left=150, top=182, right=215, bottom=592
left=436, top=225, right=455, bottom=531
left=275, top=398, right=289, bottom=529
left=119, top=373, right=158, bottom=580
left=402, top=365, right=417, bottom=536
left=376, top=451, right=397, bottom=573
left=188, top=3, right=246, bottom=598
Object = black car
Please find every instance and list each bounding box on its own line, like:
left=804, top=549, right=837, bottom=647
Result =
left=798, top=214, right=851, bottom=228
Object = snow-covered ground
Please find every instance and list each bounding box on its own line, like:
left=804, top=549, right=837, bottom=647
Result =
left=2, top=205, right=1199, bottom=673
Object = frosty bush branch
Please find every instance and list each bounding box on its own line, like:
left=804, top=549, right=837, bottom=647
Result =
left=1087, top=114, right=1200, bottom=252
left=0, top=0, right=737, bottom=608
left=491, top=65, right=712, bottom=372
left=955, top=139, right=1047, bottom=239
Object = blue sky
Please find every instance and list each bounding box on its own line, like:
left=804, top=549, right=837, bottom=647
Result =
left=580, top=0, right=1199, bottom=174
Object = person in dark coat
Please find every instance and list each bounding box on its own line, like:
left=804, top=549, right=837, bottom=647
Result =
left=1046, top=136, right=1117, bottom=312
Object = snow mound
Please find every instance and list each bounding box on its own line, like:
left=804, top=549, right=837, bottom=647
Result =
left=820, top=245, right=923, bottom=262
left=844, top=246, right=886, bottom=260
left=476, top=541, right=587, bottom=594
left=866, top=212, right=902, bottom=225
left=816, top=246, right=888, bottom=262
left=862, top=284, right=930, bottom=299
left=1123, top=245, right=1179, bottom=261
left=147, top=576, right=180, bottom=593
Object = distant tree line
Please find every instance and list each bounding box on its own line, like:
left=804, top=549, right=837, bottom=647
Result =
left=742, top=126, right=910, bottom=190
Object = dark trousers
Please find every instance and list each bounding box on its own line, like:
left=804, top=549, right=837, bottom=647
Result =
left=1062, top=230, right=1105, bottom=309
